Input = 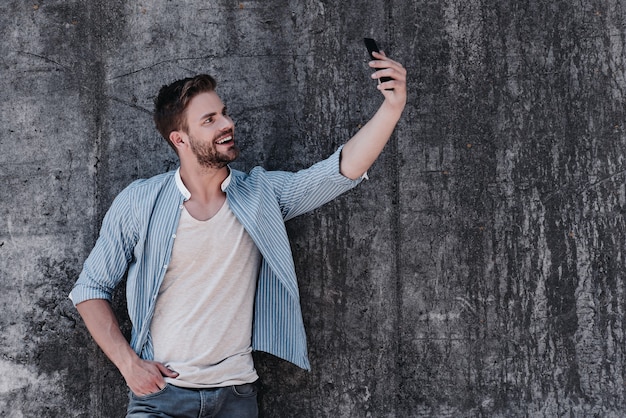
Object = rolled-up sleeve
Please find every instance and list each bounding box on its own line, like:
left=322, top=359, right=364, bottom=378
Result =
left=260, top=146, right=367, bottom=221
left=69, top=187, right=138, bottom=305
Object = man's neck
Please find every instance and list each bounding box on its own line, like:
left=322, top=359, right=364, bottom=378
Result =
left=179, top=164, right=229, bottom=221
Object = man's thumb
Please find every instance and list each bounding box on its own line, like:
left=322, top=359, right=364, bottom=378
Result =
left=157, top=363, right=179, bottom=378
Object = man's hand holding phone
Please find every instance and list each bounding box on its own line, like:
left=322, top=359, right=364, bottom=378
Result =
left=364, top=38, right=407, bottom=111
left=338, top=38, right=407, bottom=179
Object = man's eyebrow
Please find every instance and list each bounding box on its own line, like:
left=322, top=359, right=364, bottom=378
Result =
left=198, top=106, right=227, bottom=121
left=199, top=111, right=217, bottom=121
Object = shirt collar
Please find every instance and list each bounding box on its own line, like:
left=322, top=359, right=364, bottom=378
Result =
left=174, top=168, right=191, bottom=200
left=174, top=167, right=233, bottom=200
left=220, top=167, right=232, bottom=191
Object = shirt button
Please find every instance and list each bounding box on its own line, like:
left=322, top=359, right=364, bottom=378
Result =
left=172, top=234, right=176, bottom=239
left=163, top=264, right=168, bottom=269
left=179, top=204, right=184, bottom=210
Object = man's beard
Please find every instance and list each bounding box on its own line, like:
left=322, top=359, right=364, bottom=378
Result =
left=188, top=131, right=239, bottom=169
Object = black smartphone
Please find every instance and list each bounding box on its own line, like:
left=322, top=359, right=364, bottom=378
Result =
left=364, top=38, right=393, bottom=84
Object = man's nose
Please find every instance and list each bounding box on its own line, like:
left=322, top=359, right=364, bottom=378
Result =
left=219, top=115, right=234, bottom=130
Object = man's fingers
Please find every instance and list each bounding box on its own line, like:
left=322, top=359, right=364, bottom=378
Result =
left=370, top=51, right=403, bottom=69
left=372, top=66, right=406, bottom=81
left=369, top=57, right=406, bottom=86
left=155, top=362, right=179, bottom=378
left=124, top=360, right=177, bottom=396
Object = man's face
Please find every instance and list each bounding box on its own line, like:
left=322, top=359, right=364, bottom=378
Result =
left=183, top=91, right=239, bottom=168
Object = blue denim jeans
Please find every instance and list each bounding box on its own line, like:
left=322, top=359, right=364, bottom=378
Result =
left=126, top=383, right=258, bottom=418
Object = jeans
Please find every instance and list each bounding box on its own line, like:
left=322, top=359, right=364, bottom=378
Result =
left=126, top=383, right=258, bottom=418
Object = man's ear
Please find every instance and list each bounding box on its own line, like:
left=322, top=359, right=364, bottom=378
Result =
left=169, top=130, right=186, bottom=150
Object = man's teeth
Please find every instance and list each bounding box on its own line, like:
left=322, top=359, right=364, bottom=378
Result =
left=216, top=136, right=232, bottom=144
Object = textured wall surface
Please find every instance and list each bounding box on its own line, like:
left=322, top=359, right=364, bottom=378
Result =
left=2, top=0, right=626, bottom=416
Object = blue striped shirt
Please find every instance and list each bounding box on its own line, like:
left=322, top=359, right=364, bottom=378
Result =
left=70, top=147, right=363, bottom=370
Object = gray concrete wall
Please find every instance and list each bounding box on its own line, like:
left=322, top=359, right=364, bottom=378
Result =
left=2, top=0, right=626, bottom=416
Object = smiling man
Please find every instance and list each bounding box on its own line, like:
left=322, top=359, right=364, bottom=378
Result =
left=70, top=51, right=406, bottom=417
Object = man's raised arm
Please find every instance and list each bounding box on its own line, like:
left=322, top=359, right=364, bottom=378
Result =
left=340, top=51, right=407, bottom=180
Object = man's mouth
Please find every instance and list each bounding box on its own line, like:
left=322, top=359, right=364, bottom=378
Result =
left=215, top=134, right=233, bottom=145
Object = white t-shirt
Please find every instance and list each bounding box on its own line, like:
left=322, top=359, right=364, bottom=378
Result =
left=150, top=201, right=261, bottom=388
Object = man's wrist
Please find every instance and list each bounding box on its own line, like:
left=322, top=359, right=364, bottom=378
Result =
left=114, top=346, right=142, bottom=377
left=381, top=99, right=405, bottom=119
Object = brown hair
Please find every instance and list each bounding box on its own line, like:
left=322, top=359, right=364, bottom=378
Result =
left=153, top=74, right=217, bottom=152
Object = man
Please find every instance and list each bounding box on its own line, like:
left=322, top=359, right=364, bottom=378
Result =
left=70, top=50, right=406, bottom=417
